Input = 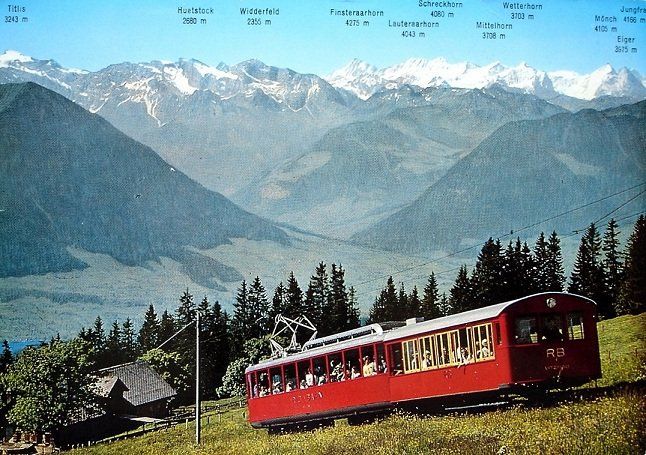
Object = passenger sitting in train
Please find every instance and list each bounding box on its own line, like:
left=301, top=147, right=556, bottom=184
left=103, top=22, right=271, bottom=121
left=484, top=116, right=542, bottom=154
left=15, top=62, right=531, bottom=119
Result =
left=305, top=368, right=315, bottom=387
left=423, top=351, right=432, bottom=368
left=477, top=339, right=490, bottom=358
left=351, top=366, right=361, bottom=379
left=362, top=356, right=376, bottom=376
left=286, top=380, right=295, bottom=392
left=272, top=377, right=282, bottom=394
left=456, top=347, right=472, bottom=366
left=330, top=360, right=342, bottom=382
left=542, top=317, right=564, bottom=341
left=300, top=379, right=308, bottom=389
left=315, top=365, right=326, bottom=385
left=377, top=356, right=387, bottom=373
left=259, top=385, right=269, bottom=397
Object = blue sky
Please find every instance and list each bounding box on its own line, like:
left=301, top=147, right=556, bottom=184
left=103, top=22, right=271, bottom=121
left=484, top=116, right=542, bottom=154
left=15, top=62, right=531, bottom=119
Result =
left=2, top=0, right=645, bottom=74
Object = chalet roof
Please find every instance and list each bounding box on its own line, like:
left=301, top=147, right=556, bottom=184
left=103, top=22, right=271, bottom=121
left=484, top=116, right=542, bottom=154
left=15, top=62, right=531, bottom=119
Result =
left=98, top=361, right=176, bottom=407
left=95, top=376, right=128, bottom=398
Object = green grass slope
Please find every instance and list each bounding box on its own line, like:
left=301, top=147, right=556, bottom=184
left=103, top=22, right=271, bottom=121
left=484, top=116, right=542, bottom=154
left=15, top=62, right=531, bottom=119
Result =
left=70, top=313, right=646, bottom=455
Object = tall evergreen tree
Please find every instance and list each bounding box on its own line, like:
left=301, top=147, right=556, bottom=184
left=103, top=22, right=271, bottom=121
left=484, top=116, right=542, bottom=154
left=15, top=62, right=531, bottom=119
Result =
left=545, top=231, right=566, bottom=292
left=158, top=310, right=176, bottom=347
left=137, top=304, right=160, bottom=354
left=89, top=316, right=107, bottom=367
left=121, top=317, right=137, bottom=360
left=303, top=262, right=328, bottom=330
left=569, top=223, right=609, bottom=317
left=347, top=286, right=361, bottom=329
left=0, top=340, right=13, bottom=373
left=449, top=265, right=472, bottom=314
left=269, top=282, right=287, bottom=325
left=174, top=288, right=197, bottom=368
left=534, top=232, right=550, bottom=291
left=471, top=238, right=505, bottom=307
left=409, top=286, right=422, bottom=319
left=198, top=296, right=231, bottom=396
left=106, top=320, right=124, bottom=365
left=329, top=264, right=353, bottom=332
left=232, top=280, right=251, bottom=356
left=367, top=276, right=398, bottom=323
left=602, top=218, right=622, bottom=318
left=285, top=272, right=304, bottom=320
left=397, top=282, right=409, bottom=320
left=617, top=215, right=646, bottom=315
left=248, top=276, right=270, bottom=337
left=421, top=273, right=441, bottom=320
left=438, top=292, right=451, bottom=317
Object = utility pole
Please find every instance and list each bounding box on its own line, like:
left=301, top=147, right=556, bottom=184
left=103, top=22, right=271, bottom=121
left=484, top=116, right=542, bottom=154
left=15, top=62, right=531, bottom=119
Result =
left=195, top=310, right=201, bottom=445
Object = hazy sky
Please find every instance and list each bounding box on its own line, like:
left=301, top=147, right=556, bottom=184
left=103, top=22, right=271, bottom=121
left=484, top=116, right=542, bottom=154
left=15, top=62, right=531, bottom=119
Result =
left=2, top=0, right=645, bottom=74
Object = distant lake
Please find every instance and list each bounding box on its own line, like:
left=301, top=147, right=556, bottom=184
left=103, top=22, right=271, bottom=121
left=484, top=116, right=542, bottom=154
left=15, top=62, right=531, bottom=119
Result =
left=7, top=339, right=44, bottom=354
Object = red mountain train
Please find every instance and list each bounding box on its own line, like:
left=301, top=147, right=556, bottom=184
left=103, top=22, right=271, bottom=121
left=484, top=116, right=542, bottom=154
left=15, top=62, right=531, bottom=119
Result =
left=245, top=292, right=601, bottom=430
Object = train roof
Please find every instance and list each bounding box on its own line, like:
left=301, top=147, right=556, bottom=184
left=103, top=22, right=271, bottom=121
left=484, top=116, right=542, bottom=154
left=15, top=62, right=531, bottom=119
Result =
left=245, top=292, right=594, bottom=373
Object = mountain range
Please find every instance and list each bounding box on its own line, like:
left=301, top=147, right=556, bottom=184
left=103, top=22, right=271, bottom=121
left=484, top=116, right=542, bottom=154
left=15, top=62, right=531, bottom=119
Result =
left=352, top=101, right=646, bottom=253
left=326, top=57, right=646, bottom=103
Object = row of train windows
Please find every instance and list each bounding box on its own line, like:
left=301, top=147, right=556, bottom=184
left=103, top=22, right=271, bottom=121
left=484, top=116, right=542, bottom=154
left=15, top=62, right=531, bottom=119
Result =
left=247, top=344, right=386, bottom=398
left=514, top=312, right=585, bottom=344
left=392, top=323, right=496, bottom=374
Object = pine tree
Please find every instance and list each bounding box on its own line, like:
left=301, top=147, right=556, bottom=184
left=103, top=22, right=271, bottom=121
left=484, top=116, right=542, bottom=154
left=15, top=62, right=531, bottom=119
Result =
left=545, top=231, right=566, bottom=292
left=285, top=272, right=304, bottom=320
left=106, top=320, right=124, bottom=365
left=602, top=218, right=622, bottom=318
left=303, top=262, right=328, bottom=330
left=408, top=286, right=421, bottom=318
left=617, top=215, right=646, bottom=315
left=232, top=280, right=251, bottom=356
left=269, top=282, right=287, bottom=325
left=397, top=282, right=409, bottom=320
left=347, top=286, right=361, bottom=329
left=248, top=276, right=270, bottom=337
left=121, top=318, right=137, bottom=361
left=534, top=232, right=550, bottom=291
left=138, top=304, right=160, bottom=354
left=89, top=316, right=107, bottom=367
left=330, top=264, right=352, bottom=332
left=471, top=238, right=505, bottom=307
left=0, top=340, right=13, bottom=373
left=449, top=265, right=472, bottom=314
left=158, top=310, right=175, bottom=347
left=569, top=223, right=609, bottom=317
left=383, top=276, right=399, bottom=321
left=438, top=292, right=451, bottom=317
left=198, top=296, right=231, bottom=396
left=368, top=295, right=387, bottom=324
left=420, top=273, right=440, bottom=320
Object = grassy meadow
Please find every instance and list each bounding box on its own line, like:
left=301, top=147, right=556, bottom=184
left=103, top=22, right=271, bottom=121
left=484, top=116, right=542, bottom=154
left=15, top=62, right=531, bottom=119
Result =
left=69, top=313, right=646, bottom=455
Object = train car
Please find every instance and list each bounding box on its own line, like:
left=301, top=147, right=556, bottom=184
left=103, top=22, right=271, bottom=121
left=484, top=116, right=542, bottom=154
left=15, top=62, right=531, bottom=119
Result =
left=245, top=292, right=601, bottom=431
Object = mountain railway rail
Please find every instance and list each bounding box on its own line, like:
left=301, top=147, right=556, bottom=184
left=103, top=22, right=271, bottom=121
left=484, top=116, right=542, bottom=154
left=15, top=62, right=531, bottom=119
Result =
left=245, top=292, right=603, bottom=432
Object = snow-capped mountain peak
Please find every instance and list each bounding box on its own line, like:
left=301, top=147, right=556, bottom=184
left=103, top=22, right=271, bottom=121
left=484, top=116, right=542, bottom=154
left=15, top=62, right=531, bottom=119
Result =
left=0, top=50, right=33, bottom=66
left=325, top=58, right=645, bottom=101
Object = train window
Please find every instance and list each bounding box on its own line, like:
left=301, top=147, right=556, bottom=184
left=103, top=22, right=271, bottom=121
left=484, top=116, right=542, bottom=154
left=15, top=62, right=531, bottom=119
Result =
left=298, top=360, right=313, bottom=389
left=270, top=367, right=283, bottom=394
left=313, top=356, right=327, bottom=385
left=436, top=333, right=450, bottom=366
left=389, top=344, right=404, bottom=375
left=376, top=344, right=387, bottom=373
left=472, top=323, right=495, bottom=360
left=494, top=322, right=501, bottom=345
left=345, top=348, right=361, bottom=379
left=284, top=363, right=297, bottom=392
left=248, top=373, right=258, bottom=398
left=360, top=345, right=377, bottom=376
left=420, top=337, right=434, bottom=370
left=329, top=352, right=343, bottom=382
left=258, top=371, right=270, bottom=397
left=567, top=312, right=585, bottom=340
left=541, top=314, right=564, bottom=341
left=403, top=339, right=420, bottom=372
left=515, top=317, right=538, bottom=344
